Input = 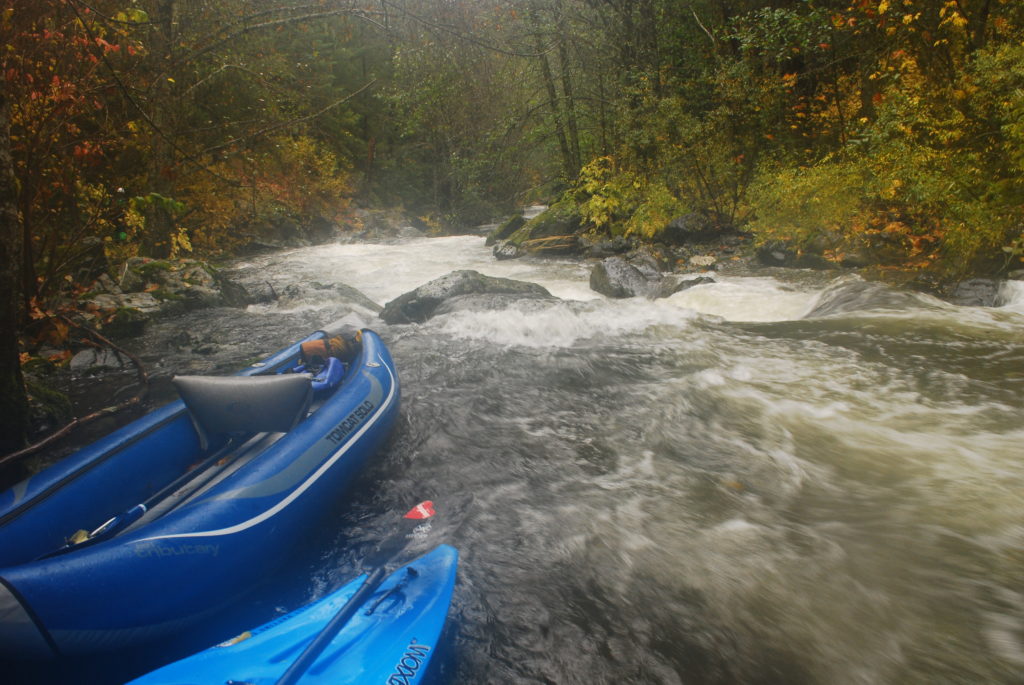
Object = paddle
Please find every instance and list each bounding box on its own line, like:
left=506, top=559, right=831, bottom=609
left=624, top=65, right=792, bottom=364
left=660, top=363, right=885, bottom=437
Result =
left=274, top=500, right=437, bottom=685
left=38, top=437, right=240, bottom=560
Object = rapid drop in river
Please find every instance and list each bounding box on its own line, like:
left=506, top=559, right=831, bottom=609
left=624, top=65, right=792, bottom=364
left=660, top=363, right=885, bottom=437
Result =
left=15, top=234, right=1024, bottom=684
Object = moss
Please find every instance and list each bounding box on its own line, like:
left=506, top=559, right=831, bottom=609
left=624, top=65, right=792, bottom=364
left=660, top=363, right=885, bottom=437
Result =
left=151, top=288, right=184, bottom=302
left=485, top=214, right=526, bottom=246
left=136, top=259, right=174, bottom=276
left=103, top=307, right=148, bottom=337
left=507, top=199, right=582, bottom=245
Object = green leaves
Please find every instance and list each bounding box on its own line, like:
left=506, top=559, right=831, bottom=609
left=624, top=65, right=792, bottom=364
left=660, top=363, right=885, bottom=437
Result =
left=113, top=9, right=150, bottom=25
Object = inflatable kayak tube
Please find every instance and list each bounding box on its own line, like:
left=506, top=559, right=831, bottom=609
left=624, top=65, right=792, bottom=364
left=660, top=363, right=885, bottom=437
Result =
left=129, top=544, right=458, bottom=685
left=0, top=328, right=399, bottom=657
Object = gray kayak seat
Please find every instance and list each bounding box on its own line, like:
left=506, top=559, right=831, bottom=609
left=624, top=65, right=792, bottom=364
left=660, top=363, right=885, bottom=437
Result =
left=172, top=374, right=314, bottom=451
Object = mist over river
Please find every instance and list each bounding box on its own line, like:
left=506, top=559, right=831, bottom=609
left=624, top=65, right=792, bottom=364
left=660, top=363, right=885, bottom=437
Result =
left=16, top=234, right=1024, bottom=684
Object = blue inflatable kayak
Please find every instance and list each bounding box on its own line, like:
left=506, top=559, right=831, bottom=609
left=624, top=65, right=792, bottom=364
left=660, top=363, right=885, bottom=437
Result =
left=128, top=544, right=458, bottom=685
left=0, top=328, right=399, bottom=657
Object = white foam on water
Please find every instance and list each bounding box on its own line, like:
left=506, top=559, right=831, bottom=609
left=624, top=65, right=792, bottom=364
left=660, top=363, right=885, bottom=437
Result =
left=668, top=274, right=819, bottom=322
left=242, top=235, right=825, bottom=322
left=432, top=298, right=701, bottom=348
left=998, top=279, right=1024, bottom=314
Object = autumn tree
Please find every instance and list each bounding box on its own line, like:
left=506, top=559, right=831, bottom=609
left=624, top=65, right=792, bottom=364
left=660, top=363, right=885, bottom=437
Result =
left=0, top=67, right=28, bottom=454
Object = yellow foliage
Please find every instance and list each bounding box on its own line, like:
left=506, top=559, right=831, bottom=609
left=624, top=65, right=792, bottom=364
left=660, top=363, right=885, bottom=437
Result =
left=171, top=135, right=352, bottom=255
left=169, top=227, right=193, bottom=259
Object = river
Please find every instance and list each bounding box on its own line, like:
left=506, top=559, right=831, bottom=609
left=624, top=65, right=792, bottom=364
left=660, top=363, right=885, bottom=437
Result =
left=17, top=232, right=1024, bottom=684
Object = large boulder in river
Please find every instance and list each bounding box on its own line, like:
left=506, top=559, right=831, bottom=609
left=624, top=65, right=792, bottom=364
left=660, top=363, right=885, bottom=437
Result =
left=381, top=270, right=553, bottom=324
left=589, top=257, right=650, bottom=298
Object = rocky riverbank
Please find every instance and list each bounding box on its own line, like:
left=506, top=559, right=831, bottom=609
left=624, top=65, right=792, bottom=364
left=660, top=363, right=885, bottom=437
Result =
left=486, top=202, right=1024, bottom=308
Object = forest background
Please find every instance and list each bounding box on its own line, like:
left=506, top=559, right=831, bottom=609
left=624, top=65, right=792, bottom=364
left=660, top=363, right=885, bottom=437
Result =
left=2, top=0, right=1024, bottom=453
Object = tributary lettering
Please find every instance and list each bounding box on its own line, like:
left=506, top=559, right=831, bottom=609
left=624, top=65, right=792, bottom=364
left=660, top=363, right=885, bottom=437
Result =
left=133, top=543, right=220, bottom=558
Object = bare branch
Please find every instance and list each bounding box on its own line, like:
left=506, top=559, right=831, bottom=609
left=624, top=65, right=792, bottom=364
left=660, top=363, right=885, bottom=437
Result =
left=179, top=8, right=389, bottom=68
left=203, top=80, right=377, bottom=155
left=0, top=316, right=149, bottom=468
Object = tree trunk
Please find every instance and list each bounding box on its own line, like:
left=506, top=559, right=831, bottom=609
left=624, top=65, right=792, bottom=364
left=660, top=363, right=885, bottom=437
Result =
left=0, top=70, right=29, bottom=454
left=555, top=1, right=582, bottom=172
left=529, top=3, right=575, bottom=181
left=969, top=0, right=992, bottom=52
left=141, top=0, right=177, bottom=258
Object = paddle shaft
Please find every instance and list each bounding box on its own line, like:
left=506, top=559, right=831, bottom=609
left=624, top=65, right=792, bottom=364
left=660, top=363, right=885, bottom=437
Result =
left=274, top=567, right=388, bottom=685
left=38, top=437, right=238, bottom=560
left=274, top=501, right=435, bottom=685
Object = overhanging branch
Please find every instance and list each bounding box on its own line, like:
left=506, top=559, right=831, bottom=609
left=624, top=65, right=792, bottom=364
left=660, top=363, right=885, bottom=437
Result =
left=202, top=80, right=377, bottom=155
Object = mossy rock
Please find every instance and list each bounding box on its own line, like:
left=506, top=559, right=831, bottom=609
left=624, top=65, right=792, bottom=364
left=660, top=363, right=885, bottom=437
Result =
left=507, top=200, right=582, bottom=245
left=131, top=260, right=176, bottom=288
left=485, top=215, right=526, bottom=246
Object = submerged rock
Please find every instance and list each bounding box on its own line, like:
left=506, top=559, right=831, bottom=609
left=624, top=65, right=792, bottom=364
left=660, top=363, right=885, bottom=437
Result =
left=277, top=281, right=381, bottom=312
left=671, top=276, right=716, bottom=294
left=946, top=278, right=1002, bottom=307
left=803, top=274, right=938, bottom=318
left=381, top=270, right=553, bottom=324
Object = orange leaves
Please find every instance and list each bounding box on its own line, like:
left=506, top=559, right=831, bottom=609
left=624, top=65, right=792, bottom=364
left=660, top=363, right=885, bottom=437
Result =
left=94, top=37, right=120, bottom=55
left=47, top=350, right=72, bottom=364
left=72, top=141, right=104, bottom=163
left=27, top=298, right=71, bottom=349
left=27, top=297, right=53, bottom=322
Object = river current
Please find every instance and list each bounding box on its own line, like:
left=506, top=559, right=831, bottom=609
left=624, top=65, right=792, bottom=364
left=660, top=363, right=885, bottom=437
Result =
left=20, top=233, right=1024, bottom=684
